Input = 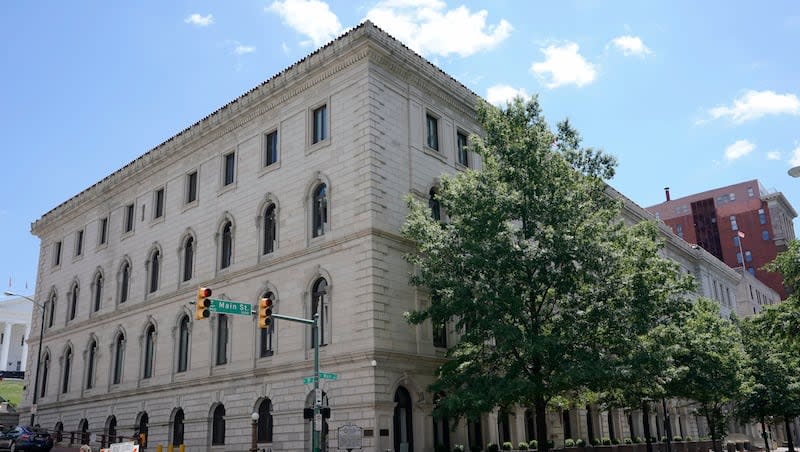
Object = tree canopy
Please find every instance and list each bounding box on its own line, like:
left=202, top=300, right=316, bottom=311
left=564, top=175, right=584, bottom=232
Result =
left=402, top=97, right=693, bottom=451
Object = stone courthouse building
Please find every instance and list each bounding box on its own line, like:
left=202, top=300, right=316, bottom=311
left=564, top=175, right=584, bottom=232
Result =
left=23, top=22, right=786, bottom=451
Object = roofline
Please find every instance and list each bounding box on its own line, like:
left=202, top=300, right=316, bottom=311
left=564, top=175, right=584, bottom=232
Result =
left=762, top=191, right=798, bottom=217
left=645, top=179, right=760, bottom=207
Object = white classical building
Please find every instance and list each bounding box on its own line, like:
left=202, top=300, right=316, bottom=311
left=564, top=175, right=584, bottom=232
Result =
left=22, top=22, right=784, bottom=451
left=0, top=296, right=32, bottom=373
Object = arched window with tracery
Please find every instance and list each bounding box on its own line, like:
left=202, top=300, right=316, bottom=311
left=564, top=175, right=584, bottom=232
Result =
left=148, top=249, right=160, bottom=293
left=182, top=236, right=194, bottom=282
left=212, top=404, right=226, bottom=445
left=86, top=339, right=97, bottom=389
left=263, top=204, right=277, bottom=254
left=311, top=278, right=329, bottom=347
left=257, top=398, right=273, bottom=443
left=312, top=184, right=328, bottom=238
left=68, top=282, right=79, bottom=321
left=143, top=324, right=156, bottom=378
left=220, top=221, right=233, bottom=269
left=177, top=315, right=190, bottom=373
left=93, top=272, right=103, bottom=312
left=119, top=260, right=131, bottom=304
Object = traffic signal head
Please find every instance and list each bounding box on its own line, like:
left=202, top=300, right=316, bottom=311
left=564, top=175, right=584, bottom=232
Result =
left=196, top=287, right=211, bottom=320
left=258, top=296, right=273, bottom=329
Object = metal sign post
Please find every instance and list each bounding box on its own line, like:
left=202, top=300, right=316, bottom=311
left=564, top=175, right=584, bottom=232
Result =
left=313, top=312, right=321, bottom=452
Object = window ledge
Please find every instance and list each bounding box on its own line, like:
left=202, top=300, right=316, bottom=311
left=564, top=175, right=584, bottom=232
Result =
left=121, top=230, right=135, bottom=241
left=150, top=216, right=166, bottom=227
left=305, top=137, right=331, bottom=156
left=423, top=146, right=447, bottom=163
left=258, top=161, right=282, bottom=178
left=217, top=183, right=237, bottom=197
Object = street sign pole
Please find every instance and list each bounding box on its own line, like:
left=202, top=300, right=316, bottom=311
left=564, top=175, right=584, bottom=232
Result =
left=313, top=311, right=321, bottom=452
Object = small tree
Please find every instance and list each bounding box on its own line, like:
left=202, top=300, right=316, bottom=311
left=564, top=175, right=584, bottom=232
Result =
left=668, top=298, right=745, bottom=452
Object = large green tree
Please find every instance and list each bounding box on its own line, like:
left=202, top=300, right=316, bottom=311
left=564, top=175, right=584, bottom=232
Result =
left=401, top=97, right=692, bottom=452
left=669, top=298, right=745, bottom=452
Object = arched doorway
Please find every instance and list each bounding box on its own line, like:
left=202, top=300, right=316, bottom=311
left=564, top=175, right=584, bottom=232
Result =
left=393, top=386, right=414, bottom=451
left=136, top=412, right=149, bottom=448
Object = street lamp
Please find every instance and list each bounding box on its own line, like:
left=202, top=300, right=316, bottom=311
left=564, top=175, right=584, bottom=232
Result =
left=4, top=291, right=45, bottom=427
left=790, top=166, right=800, bottom=178
left=250, top=412, right=260, bottom=452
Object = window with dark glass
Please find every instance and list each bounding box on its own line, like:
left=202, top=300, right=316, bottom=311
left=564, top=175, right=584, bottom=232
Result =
left=143, top=325, right=155, bottom=378
left=107, top=416, right=117, bottom=444
left=263, top=204, right=276, bottom=254
left=182, top=237, right=194, bottom=282
left=457, top=131, right=468, bottom=166
left=75, top=230, right=84, bottom=256
left=220, top=222, right=233, bottom=269
left=312, top=184, right=328, bottom=238
left=675, top=224, right=683, bottom=238
left=47, top=293, right=56, bottom=328
left=216, top=314, right=228, bottom=365
left=154, top=188, right=165, bottom=219
left=53, top=241, right=62, bottom=266
left=62, top=348, right=71, bottom=393
left=86, top=340, right=97, bottom=389
left=120, top=262, right=130, bottom=303
left=186, top=171, right=198, bottom=204
left=177, top=316, right=189, bottom=373
left=745, top=250, right=752, bottom=262
left=265, top=131, right=278, bottom=166
left=93, top=273, right=103, bottom=312
left=313, top=105, right=327, bottom=144
left=223, top=152, right=235, bottom=186
left=149, top=250, right=160, bottom=293
left=311, top=278, right=328, bottom=347
left=730, top=215, right=738, bottom=231
left=762, top=230, right=769, bottom=240
left=212, top=405, right=226, bottom=445
left=257, top=398, right=273, bottom=442
left=429, top=188, right=441, bottom=222
left=733, top=236, right=740, bottom=247
left=426, top=114, right=439, bottom=150
left=69, top=284, right=79, bottom=321
left=758, top=209, right=767, bottom=224
left=260, top=292, right=274, bottom=357
left=172, top=409, right=185, bottom=446
left=124, top=203, right=135, bottom=233
left=40, top=355, right=49, bottom=397
left=99, top=217, right=108, bottom=245
left=113, top=334, right=124, bottom=384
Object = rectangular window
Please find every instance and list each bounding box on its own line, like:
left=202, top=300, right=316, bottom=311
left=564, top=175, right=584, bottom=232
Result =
left=675, top=224, right=683, bottom=238
left=736, top=252, right=743, bottom=264
left=264, top=130, right=278, bottom=166
left=75, top=230, right=84, bottom=257
left=457, top=131, right=469, bottom=166
left=758, top=208, right=767, bottom=224
left=747, top=187, right=754, bottom=197
left=762, top=230, right=769, bottom=240
left=124, top=203, right=135, bottom=233
left=53, top=241, right=62, bottom=267
left=223, top=152, right=235, bottom=186
left=745, top=250, right=752, bottom=262
left=99, top=217, right=108, bottom=245
left=186, top=171, right=198, bottom=204
left=730, top=215, right=738, bottom=231
left=733, top=236, right=740, bottom=247
left=312, top=105, right=327, bottom=144
left=729, top=192, right=736, bottom=201
left=426, top=114, right=439, bottom=150
left=154, top=188, right=165, bottom=219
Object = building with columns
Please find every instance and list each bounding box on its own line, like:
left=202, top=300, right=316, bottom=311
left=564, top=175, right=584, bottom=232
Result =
left=22, top=22, right=783, bottom=451
left=0, top=296, right=32, bottom=373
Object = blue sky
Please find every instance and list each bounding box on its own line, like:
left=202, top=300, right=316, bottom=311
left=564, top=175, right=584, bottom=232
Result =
left=1, top=0, right=799, bottom=297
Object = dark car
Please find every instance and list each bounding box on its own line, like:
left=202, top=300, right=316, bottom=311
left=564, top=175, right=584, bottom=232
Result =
left=0, top=425, right=54, bottom=452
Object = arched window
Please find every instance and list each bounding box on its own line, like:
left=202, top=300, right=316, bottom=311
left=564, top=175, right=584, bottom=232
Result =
left=257, top=398, right=273, bottom=443
left=47, top=291, right=56, bottom=329
left=429, top=187, right=441, bottom=221
left=40, top=353, right=50, bottom=397
left=263, top=204, right=277, bottom=254
left=177, top=315, right=190, bottom=373
left=212, top=404, right=226, bottom=445
left=86, top=339, right=97, bottom=389
left=69, top=282, right=79, bottom=321
left=61, top=347, right=72, bottom=393
left=182, top=236, right=194, bottom=282
left=311, top=278, right=329, bottom=347
left=216, top=314, right=228, bottom=365
left=260, top=292, right=275, bottom=357
left=149, top=249, right=160, bottom=293
left=220, top=221, right=233, bottom=269
left=54, top=422, right=63, bottom=442
left=93, top=272, right=103, bottom=312
left=106, top=416, right=117, bottom=445
left=143, top=324, right=156, bottom=379
left=312, top=184, right=328, bottom=238
left=393, top=387, right=414, bottom=452
left=137, top=412, right=149, bottom=448
left=113, top=333, right=124, bottom=384
left=79, top=419, right=89, bottom=445
left=119, top=261, right=130, bottom=304
left=172, top=408, right=185, bottom=446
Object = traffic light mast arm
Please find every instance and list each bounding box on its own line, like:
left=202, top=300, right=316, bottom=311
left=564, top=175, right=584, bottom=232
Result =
left=267, top=313, right=314, bottom=325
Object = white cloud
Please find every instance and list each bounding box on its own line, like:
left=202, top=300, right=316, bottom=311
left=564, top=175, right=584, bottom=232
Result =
left=486, top=84, right=529, bottom=106
left=609, top=35, right=652, bottom=57
left=766, top=151, right=782, bottom=160
left=235, top=44, right=256, bottom=55
left=267, top=0, right=343, bottom=47
left=365, top=0, right=512, bottom=57
left=708, top=90, right=800, bottom=124
left=185, top=13, right=214, bottom=27
left=724, top=139, right=755, bottom=161
left=790, top=145, right=800, bottom=167
left=530, top=43, right=597, bottom=89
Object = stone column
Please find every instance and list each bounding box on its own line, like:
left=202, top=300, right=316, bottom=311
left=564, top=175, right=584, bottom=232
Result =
left=0, top=322, right=13, bottom=371
left=21, top=322, right=30, bottom=371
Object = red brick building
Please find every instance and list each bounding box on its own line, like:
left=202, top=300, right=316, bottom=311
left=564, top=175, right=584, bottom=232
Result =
left=646, top=180, right=797, bottom=299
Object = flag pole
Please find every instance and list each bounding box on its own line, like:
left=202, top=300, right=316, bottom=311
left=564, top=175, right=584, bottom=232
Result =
left=737, top=231, right=746, bottom=273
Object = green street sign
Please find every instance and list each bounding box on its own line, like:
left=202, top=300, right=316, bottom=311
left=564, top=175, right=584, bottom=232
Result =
left=209, top=299, right=252, bottom=316
left=303, top=376, right=318, bottom=384
left=319, top=372, right=337, bottom=380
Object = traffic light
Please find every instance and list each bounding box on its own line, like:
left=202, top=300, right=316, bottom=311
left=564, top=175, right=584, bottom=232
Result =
left=258, top=296, right=273, bottom=329
left=196, top=287, right=211, bottom=320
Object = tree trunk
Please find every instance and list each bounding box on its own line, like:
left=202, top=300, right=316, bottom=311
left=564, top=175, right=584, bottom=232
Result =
left=761, top=420, right=770, bottom=452
left=536, top=395, right=549, bottom=452
left=643, top=402, right=653, bottom=452
left=785, top=418, right=795, bottom=452
left=707, top=413, right=719, bottom=452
